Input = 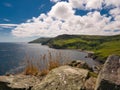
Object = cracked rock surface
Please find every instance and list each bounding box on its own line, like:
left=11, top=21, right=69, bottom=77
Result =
left=32, top=66, right=89, bottom=90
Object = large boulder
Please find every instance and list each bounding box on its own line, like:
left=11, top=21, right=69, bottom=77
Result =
left=0, top=74, right=40, bottom=90
left=95, top=55, right=120, bottom=90
left=32, top=66, right=89, bottom=90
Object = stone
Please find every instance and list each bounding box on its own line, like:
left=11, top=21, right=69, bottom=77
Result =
left=32, top=66, right=89, bottom=90
left=95, top=55, right=120, bottom=90
left=69, top=60, right=90, bottom=69
left=84, top=77, right=96, bottom=90
left=87, top=52, right=94, bottom=58
left=0, top=74, right=40, bottom=90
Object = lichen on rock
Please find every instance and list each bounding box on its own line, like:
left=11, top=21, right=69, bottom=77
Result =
left=95, top=55, right=120, bottom=90
left=32, top=66, right=89, bottom=90
left=0, top=74, right=40, bottom=90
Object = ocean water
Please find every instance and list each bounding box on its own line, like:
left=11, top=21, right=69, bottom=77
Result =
left=0, top=43, right=97, bottom=75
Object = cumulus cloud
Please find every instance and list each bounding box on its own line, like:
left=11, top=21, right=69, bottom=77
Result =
left=69, top=0, right=120, bottom=10
left=86, top=0, right=103, bottom=9
left=69, top=0, right=104, bottom=10
left=109, top=7, right=120, bottom=23
left=109, top=8, right=120, bottom=17
left=105, top=0, right=120, bottom=8
left=49, top=2, right=75, bottom=19
left=69, top=0, right=86, bottom=9
left=12, top=0, right=120, bottom=37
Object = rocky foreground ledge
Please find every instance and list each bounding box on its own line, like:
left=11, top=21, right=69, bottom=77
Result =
left=0, top=55, right=120, bottom=90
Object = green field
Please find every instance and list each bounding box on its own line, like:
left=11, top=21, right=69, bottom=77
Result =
left=94, top=41, right=120, bottom=62
left=30, top=34, right=120, bottom=63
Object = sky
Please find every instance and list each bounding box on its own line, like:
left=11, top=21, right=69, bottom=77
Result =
left=0, top=0, right=120, bottom=42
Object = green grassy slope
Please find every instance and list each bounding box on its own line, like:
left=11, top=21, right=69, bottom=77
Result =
left=30, top=34, right=120, bottom=62
left=94, top=41, right=120, bottom=62
left=29, top=37, right=52, bottom=44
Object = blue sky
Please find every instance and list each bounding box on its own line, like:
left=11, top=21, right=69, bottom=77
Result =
left=0, top=0, right=120, bottom=42
left=0, top=0, right=53, bottom=42
left=0, top=0, right=53, bottom=24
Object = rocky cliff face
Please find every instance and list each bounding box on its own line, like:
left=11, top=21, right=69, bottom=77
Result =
left=95, top=55, right=120, bottom=90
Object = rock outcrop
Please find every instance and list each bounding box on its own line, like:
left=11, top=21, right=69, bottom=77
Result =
left=95, top=55, right=120, bottom=90
left=68, top=60, right=90, bottom=69
left=32, top=66, right=89, bottom=90
left=0, top=74, right=41, bottom=90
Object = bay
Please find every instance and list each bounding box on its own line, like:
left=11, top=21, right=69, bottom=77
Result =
left=0, top=43, right=98, bottom=75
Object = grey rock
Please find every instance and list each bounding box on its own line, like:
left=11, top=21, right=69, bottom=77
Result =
left=87, top=52, right=94, bottom=58
left=84, top=77, right=96, bottom=90
left=32, top=66, right=89, bottom=90
left=95, top=55, right=120, bottom=90
left=0, top=74, right=40, bottom=90
left=69, top=60, right=90, bottom=69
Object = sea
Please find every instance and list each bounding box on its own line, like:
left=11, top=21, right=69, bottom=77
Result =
left=0, top=43, right=98, bottom=75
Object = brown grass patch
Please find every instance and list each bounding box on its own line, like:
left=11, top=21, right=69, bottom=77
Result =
left=23, top=51, right=69, bottom=76
left=24, top=60, right=39, bottom=75
left=48, top=60, right=60, bottom=71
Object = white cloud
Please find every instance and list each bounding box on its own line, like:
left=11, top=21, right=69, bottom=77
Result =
left=103, top=20, right=120, bottom=35
left=61, top=11, right=112, bottom=35
left=12, top=15, right=66, bottom=37
left=0, top=24, right=18, bottom=29
left=86, top=0, right=103, bottom=10
left=48, top=2, right=75, bottom=20
left=109, top=8, right=120, bottom=17
left=115, top=15, right=120, bottom=21
left=69, top=0, right=104, bottom=10
left=69, top=0, right=120, bottom=10
left=69, top=0, right=86, bottom=9
left=12, top=0, right=120, bottom=37
left=105, top=0, right=120, bottom=8
left=50, top=0, right=61, bottom=3
left=109, top=7, right=120, bottom=21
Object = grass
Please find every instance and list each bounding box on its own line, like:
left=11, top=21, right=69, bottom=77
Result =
left=88, top=72, right=98, bottom=78
left=95, top=41, right=120, bottom=56
left=48, top=60, right=60, bottom=71
left=93, top=41, right=120, bottom=62
left=44, top=35, right=120, bottom=62
left=23, top=51, right=69, bottom=76
left=30, top=34, right=120, bottom=62
left=24, top=60, right=39, bottom=75
left=52, top=38, right=87, bottom=46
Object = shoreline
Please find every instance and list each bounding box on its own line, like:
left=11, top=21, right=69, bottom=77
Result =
left=39, top=44, right=103, bottom=65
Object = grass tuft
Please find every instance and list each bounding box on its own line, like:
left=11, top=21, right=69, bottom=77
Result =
left=23, top=51, right=69, bottom=76
left=24, top=60, right=39, bottom=76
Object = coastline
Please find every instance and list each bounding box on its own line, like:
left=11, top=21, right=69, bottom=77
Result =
left=31, top=43, right=102, bottom=66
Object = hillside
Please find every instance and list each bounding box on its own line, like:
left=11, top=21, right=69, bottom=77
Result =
left=30, top=34, right=120, bottom=63
left=29, top=37, right=52, bottom=44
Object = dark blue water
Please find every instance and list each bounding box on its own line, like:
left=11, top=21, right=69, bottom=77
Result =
left=0, top=43, right=97, bottom=75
